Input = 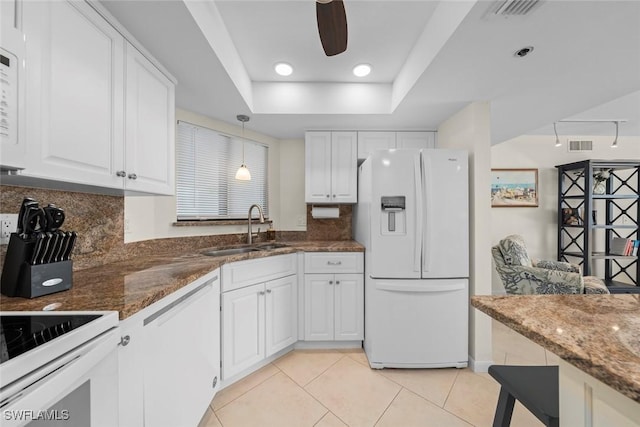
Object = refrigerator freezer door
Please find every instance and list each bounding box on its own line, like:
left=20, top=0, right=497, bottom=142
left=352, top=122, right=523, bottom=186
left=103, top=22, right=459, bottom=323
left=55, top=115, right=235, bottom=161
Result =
left=364, top=278, right=469, bottom=368
left=369, top=150, right=422, bottom=279
left=421, top=149, right=469, bottom=279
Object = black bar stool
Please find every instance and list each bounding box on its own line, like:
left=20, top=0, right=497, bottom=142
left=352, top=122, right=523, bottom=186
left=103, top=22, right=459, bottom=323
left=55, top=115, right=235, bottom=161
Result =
left=488, top=365, right=559, bottom=427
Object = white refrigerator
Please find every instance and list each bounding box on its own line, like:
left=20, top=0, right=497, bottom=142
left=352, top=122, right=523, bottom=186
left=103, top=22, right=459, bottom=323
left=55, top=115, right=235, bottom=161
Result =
left=354, top=148, right=469, bottom=369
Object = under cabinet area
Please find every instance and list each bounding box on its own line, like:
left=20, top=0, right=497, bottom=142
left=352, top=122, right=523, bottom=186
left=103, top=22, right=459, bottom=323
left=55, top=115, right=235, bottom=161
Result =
left=118, top=270, right=220, bottom=427
left=221, top=254, right=298, bottom=382
left=303, top=252, right=364, bottom=342
left=305, top=131, right=358, bottom=204
left=3, top=0, right=176, bottom=195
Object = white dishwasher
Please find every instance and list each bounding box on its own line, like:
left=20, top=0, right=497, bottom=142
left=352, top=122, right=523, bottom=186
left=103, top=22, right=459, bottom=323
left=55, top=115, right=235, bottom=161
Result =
left=142, top=272, right=220, bottom=427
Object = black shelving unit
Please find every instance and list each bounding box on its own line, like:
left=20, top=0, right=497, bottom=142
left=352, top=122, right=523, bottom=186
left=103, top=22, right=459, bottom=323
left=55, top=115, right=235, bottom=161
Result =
left=556, top=160, right=640, bottom=293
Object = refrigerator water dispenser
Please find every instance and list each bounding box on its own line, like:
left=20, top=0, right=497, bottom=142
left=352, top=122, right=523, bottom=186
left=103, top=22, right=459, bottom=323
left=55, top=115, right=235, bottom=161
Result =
left=380, top=196, right=406, bottom=235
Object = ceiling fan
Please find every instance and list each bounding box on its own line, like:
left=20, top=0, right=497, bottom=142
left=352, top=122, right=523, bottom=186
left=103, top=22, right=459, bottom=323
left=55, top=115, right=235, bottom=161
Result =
left=316, top=0, right=348, bottom=56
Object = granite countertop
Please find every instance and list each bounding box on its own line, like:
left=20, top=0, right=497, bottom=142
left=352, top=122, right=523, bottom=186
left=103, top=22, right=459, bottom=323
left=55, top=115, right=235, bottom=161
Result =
left=0, top=241, right=363, bottom=320
left=471, top=294, right=640, bottom=403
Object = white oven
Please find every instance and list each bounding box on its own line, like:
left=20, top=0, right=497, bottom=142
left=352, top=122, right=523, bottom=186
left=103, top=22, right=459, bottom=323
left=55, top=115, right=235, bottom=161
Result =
left=0, top=312, right=119, bottom=427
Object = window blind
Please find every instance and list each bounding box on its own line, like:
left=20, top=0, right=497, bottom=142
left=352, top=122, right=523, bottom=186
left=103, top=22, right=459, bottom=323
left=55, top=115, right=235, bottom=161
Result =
left=176, top=121, right=268, bottom=220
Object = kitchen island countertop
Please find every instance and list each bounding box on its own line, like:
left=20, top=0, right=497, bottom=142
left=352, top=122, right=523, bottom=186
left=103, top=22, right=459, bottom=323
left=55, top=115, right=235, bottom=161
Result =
left=471, top=294, right=640, bottom=404
left=0, top=241, right=363, bottom=320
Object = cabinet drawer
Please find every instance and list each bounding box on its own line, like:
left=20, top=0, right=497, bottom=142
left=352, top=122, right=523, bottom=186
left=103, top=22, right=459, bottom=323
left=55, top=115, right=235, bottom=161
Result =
left=304, top=252, right=363, bottom=274
left=222, top=254, right=297, bottom=292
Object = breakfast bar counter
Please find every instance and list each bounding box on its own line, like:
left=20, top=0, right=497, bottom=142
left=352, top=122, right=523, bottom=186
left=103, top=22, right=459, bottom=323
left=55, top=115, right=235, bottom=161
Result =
left=472, top=294, right=640, bottom=426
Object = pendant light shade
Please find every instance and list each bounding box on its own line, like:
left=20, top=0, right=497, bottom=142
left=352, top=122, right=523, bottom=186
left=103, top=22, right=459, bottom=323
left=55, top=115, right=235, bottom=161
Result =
left=235, top=164, right=251, bottom=180
left=553, top=122, right=561, bottom=147
left=236, top=114, right=251, bottom=181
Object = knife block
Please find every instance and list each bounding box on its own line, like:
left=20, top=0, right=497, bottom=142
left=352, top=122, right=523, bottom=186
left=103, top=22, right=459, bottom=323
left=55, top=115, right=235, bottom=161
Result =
left=1, top=233, right=73, bottom=298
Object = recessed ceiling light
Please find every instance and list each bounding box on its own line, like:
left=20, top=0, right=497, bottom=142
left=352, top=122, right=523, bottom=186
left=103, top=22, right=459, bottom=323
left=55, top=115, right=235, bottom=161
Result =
left=274, top=62, right=293, bottom=76
left=353, top=64, right=371, bottom=77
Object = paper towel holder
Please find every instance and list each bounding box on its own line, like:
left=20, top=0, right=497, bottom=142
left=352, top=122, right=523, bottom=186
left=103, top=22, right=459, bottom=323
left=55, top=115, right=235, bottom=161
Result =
left=311, top=205, right=341, bottom=219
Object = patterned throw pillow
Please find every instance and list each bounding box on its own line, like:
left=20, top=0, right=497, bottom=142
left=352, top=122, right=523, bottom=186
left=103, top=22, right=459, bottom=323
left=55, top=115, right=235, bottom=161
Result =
left=498, top=235, right=532, bottom=267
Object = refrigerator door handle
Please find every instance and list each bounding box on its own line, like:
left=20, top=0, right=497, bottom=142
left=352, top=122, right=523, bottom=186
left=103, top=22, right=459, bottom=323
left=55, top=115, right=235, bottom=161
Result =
left=414, top=155, right=422, bottom=273
left=422, top=153, right=432, bottom=273
left=376, top=281, right=466, bottom=293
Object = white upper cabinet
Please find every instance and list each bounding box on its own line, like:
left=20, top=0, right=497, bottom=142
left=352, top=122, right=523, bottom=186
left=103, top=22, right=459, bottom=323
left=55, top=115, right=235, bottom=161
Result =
left=396, top=131, right=436, bottom=150
left=357, top=131, right=436, bottom=162
left=22, top=0, right=125, bottom=188
left=6, top=0, right=176, bottom=195
left=124, top=43, right=175, bottom=195
left=305, top=131, right=357, bottom=204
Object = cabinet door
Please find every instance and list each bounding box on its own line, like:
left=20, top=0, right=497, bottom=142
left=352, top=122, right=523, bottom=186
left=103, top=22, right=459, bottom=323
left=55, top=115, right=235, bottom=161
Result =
left=118, top=316, right=144, bottom=427
left=331, top=131, right=358, bottom=203
left=124, top=43, right=175, bottom=195
left=222, top=283, right=265, bottom=379
left=304, top=274, right=334, bottom=341
left=334, top=274, right=364, bottom=340
left=357, top=132, right=396, bottom=161
left=396, top=131, right=435, bottom=150
left=22, top=0, right=124, bottom=188
left=305, top=131, right=332, bottom=203
left=143, top=277, right=219, bottom=427
left=265, top=275, right=297, bottom=356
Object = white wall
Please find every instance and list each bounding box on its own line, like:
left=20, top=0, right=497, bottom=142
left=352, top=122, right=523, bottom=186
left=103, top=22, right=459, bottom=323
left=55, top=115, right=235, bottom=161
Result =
left=491, top=135, right=640, bottom=292
left=437, top=102, right=493, bottom=372
left=124, top=109, right=307, bottom=242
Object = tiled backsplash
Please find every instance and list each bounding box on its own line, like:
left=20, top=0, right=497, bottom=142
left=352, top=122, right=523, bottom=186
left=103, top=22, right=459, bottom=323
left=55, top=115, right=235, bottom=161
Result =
left=1, top=185, right=353, bottom=271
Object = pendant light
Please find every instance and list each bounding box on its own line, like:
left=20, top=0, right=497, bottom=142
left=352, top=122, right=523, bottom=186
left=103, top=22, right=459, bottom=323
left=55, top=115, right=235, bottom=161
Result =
left=235, top=114, right=251, bottom=181
left=611, top=121, right=619, bottom=148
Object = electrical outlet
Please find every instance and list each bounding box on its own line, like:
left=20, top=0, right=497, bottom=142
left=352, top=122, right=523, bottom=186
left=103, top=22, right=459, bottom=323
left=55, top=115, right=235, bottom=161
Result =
left=296, top=215, right=306, bottom=227
left=0, top=214, right=19, bottom=245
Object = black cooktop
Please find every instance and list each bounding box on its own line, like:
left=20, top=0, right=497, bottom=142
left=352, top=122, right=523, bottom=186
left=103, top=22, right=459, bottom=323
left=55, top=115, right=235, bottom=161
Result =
left=0, top=314, right=100, bottom=363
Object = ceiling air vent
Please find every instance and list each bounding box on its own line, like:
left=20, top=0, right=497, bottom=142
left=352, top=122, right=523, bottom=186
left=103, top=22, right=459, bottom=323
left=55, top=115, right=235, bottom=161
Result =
left=567, top=139, right=593, bottom=152
left=485, top=0, right=544, bottom=18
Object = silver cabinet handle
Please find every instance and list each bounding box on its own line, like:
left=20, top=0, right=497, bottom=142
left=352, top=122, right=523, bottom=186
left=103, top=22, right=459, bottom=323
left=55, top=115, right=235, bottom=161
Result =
left=326, top=194, right=330, bottom=198
left=128, top=173, right=138, bottom=180
left=116, top=171, right=126, bottom=177
left=335, top=281, right=340, bottom=285
left=212, top=376, right=218, bottom=389
left=327, top=261, right=342, bottom=265
left=333, top=194, right=336, bottom=198
left=329, top=280, right=333, bottom=285
left=119, top=335, right=130, bottom=346
left=259, top=291, right=265, bottom=295
left=266, top=289, right=272, bottom=293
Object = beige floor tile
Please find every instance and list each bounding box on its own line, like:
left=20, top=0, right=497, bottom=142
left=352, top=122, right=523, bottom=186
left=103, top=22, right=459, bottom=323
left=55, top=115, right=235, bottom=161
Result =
left=376, top=388, right=473, bottom=427
left=212, top=363, right=280, bottom=411
left=444, top=369, right=500, bottom=427
left=306, top=357, right=401, bottom=427
left=274, top=350, right=345, bottom=386
left=216, top=372, right=328, bottom=427
left=198, top=407, right=222, bottom=427
left=512, top=402, right=546, bottom=427
left=314, top=412, right=348, bottom=427
left=378, top=367, right=460, bottom=407
left=347, top=351, right=370, bottom=367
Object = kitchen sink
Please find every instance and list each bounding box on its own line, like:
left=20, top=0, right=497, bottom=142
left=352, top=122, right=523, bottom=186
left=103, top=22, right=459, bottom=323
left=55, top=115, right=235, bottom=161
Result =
left=202, top=247, right=262, bottom=257
left=254, top=243, right=290, bottom=250
left=202, top=243, right=289, bottom=257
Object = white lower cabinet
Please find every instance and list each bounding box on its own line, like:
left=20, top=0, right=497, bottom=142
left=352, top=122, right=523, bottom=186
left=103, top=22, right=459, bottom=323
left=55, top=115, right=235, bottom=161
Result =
left=118, top=270, right=220, bottom=427
left=222, top=263, right=297, bottom=381
left=304, top=274, right=363, bottom=341
left=303, top=252, right=364, bottom=342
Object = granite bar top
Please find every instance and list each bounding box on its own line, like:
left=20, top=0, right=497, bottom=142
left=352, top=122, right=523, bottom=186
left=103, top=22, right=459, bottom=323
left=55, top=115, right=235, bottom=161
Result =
left=471, top=294, right=640, bottom=403
left=0, top=241, right=363, bottom=320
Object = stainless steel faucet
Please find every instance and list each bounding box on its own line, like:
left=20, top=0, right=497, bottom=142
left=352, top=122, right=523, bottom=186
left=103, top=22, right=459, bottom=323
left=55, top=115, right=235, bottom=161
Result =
left=247, top=204, right=265, bottom=244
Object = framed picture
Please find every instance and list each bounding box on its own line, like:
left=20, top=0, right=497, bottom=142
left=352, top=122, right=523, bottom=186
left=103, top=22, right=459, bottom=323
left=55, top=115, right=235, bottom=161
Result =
left=491, top=169, right=539, bottom=207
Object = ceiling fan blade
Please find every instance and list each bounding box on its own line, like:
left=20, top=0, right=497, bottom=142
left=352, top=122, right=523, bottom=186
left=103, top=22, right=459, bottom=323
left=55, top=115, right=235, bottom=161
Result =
left=316, top=0, right=348, bottom=56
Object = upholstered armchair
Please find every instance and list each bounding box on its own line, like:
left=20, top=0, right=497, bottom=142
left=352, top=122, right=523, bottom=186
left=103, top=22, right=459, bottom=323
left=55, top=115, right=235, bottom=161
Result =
left=492, top=235, right=609, bottom=295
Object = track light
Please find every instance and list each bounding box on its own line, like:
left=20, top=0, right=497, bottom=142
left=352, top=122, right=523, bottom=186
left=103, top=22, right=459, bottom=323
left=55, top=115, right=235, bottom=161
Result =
left=553, top=122, right=561, bottom=147
left=611, top=121, right=619, bottom=148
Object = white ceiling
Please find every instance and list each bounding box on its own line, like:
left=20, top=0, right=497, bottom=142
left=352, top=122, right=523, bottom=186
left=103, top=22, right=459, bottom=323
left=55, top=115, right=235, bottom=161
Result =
left=99, top=0, right=640, bottom=144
